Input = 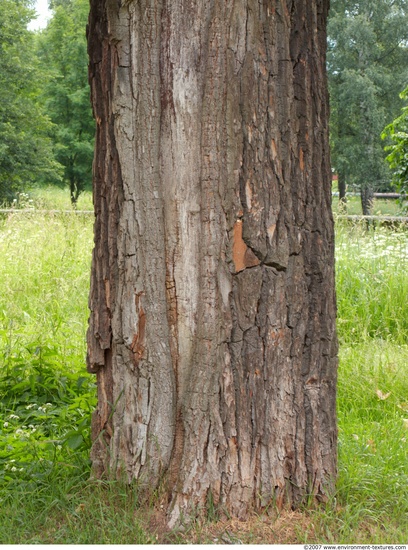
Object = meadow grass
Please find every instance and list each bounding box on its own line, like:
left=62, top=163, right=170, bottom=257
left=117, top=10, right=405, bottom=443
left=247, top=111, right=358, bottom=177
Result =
left=333, top=195, right=406, bottom=216
left=29, top=186, right=94, bottom=211
left=5, top=186, right=94, bottom=211
left=0, top=208, right=95, bottom=474
left=0, top=188, right=407, bottom=543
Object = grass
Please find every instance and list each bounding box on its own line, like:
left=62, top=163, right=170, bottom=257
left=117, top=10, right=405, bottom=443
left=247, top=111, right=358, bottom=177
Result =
left=29, top=186, right=94, bottom=211
left=0, top=187, right=408, bottom=543
left=0, top=205, right=96, bottom=505
left=336, top=222, right=408, bottom=342
left=0, top=474, right=155, bottom=544
left=4, top=186, right=93, bottom=211
left=333, top=195, right=407, bottom=216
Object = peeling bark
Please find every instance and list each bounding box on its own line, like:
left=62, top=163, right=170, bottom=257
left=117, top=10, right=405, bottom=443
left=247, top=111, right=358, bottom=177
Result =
left=87, top=0, right=337, bottom=525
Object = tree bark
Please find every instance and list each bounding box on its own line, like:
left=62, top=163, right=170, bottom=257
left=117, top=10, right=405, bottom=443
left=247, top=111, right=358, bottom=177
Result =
left=87, top=0, right=337, bottom=525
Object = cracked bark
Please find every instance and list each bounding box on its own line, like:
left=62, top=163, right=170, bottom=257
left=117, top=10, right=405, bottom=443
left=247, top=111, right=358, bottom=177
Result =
left=87, top=0, right=337, bottom=525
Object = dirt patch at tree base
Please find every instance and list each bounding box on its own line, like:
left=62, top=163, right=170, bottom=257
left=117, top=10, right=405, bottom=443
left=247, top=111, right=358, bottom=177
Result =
left=141, top=509, right=318, bottom=545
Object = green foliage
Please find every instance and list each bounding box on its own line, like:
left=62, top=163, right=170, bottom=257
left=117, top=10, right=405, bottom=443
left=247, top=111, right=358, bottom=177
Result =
left=0, top=205, right=95, bottom=485
left=0, top=0, right=62, bottom=202
left=382, top=87, right=408, bottom=204
left=37, top=0, right=94, bottom=204
left=328, top=0, right=408, bottom=197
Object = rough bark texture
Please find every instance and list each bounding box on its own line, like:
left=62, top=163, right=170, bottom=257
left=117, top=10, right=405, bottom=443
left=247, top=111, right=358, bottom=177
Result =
left=87, top=0, right=338, bottom=525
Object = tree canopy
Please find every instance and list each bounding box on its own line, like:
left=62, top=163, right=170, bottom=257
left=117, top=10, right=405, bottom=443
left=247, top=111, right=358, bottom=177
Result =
left=382, top=86, right=408, bottom=201
left=37, top=0, right=94, bottom=204
left=328, top=0, right=408, bottom=209
left=0, top=0, right=60, bottom=202
left=1, top=0, right=408, bottom=209
left=0, top=0, right=93, bottom=204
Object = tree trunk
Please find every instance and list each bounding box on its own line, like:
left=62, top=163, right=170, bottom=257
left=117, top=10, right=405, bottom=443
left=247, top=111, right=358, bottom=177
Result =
left=361, top=185, right=374, bottom=216
left=87, top=0, right=338, bottom=526
left=338, top=169, right=347, bottom=210
left=70, top=180, right=78, bottom=206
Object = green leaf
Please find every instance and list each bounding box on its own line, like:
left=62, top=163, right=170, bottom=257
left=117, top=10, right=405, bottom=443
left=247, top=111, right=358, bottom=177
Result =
left=64, top=433, right=83, bottom=450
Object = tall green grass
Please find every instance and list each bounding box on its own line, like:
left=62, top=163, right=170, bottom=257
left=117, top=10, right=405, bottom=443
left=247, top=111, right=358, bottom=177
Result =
left=336, top=222, right=408, bottom=343
left=0, top=192, right=407, bottom=543
left=332, top=220, right=408, bottom=542
left=0, top=209, right=95, bottom=486
left=29, top=186, right=94, bottom=211
left=3, top=186, right=94, bottom=211
left=333, top=195, right=407, bottom=216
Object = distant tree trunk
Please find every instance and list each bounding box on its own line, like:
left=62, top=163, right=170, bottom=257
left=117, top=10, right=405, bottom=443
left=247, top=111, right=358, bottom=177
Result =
left=87, top=0, right=338, bottom=526
left=69, top=178, right=78, bottom=206
left=338, top=169, right=347, bottom=209
left=361, top=185, right=374, bottom=216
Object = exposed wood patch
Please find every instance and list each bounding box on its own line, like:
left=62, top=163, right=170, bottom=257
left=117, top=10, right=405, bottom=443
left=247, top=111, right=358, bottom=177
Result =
left=271, top=138, right=278, bottom=160
left=245, top=180, right=252, bottom=211
left=267, top=223, right=276, bottom=242
left=104, top=278, right=111, bottom=310
left=232, top=220, right=261, bottom=273
left=299, top=147, right=304, bottom=172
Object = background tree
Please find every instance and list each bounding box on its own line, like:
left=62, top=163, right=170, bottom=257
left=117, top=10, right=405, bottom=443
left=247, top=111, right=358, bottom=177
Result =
left=37, top=0, right=94, bottom=205
left=328, top=0, right=408, bottom=213
left=87, top=0, right=337, bottom=526
left=382, top=86, right=408, bottom=207
left=0, top=0, right=60, bottom=203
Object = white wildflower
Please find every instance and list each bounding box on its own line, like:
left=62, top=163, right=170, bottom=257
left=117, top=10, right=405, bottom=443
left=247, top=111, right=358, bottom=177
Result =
left=9, top=414, right=19, bottom=420
left=11, top=466, right=17, bottom=472
left=3, top=422, right=9, bottom=428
